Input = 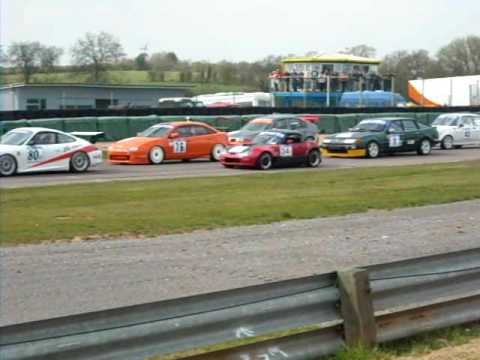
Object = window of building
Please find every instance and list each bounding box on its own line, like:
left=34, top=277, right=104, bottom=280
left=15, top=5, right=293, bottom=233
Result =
left=26, top=98, right=47, bottom=110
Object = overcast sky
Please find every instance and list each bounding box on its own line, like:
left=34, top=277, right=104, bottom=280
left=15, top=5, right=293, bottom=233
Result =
left=2, top=0, right=479, bottom=63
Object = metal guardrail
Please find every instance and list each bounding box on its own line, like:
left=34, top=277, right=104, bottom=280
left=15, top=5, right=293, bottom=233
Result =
left=1, top=248, right=479, bottom=360
left=2, top=105, right=480, bottom=121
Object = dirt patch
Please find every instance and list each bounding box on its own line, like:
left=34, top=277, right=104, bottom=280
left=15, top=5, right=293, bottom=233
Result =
left=398, top=337, right=480, bottom=360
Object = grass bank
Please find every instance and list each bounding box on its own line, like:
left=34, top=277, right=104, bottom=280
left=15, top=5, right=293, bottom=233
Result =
left=1, top=161, right=480, bottom=246
left=327, top=322, right=480, bottom=360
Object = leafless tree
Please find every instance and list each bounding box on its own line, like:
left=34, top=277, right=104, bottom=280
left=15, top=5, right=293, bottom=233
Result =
left=342, top=44, right=377, bottom=58
left=437, top=35, right=480, bottom=76
left=7, top=41, right=43, bottom=83
left=39, top=46, right=64, bottom=72
left=71, top=32, right=125, bottom=82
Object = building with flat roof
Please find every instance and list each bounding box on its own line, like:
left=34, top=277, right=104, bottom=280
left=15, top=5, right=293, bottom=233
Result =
left=0, top=83, right=190, bottom=111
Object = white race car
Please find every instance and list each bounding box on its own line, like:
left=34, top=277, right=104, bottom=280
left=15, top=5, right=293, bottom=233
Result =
left=432, top=113, right=480, bottom=149
left=0, top=127, right=103, bottom=176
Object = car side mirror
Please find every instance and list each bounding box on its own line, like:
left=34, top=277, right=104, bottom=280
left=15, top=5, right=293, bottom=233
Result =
left=27, top=139, right=36, bottom=146
left=458, top=124, right=464, bottom=128
left=168, top=132, right=180, bottom=139
left=387, top=128, right=397, bottom=134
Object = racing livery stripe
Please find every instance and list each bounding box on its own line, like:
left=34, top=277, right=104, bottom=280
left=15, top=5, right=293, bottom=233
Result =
left=31, top=145, right=98, bottom=168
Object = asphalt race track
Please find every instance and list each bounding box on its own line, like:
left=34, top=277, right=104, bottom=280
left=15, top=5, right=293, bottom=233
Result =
left=1, top=147, right=480, bottom=188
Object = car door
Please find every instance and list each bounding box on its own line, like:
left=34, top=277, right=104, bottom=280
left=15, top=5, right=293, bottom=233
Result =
left=401, top=119, right=421, bottom=151
left=384, top=120, right=405, bottom=153
left=23, top=131, right=65, bottom=172
left=461, top=117, right=475, bottom=144
left=188, top=125, right=216, bottom=157
left=472, top=116, right=480, bottom=143
left=167, top=125, right=192, bottom=160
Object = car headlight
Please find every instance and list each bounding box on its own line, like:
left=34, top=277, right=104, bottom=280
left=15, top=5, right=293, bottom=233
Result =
left=322, top=139, right=332, bottom=144
left=129, top=147, right=139, bottom=152
left=343, top=139, right=358, bottom=144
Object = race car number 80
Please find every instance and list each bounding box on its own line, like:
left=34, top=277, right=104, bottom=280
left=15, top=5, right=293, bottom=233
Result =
left=172, top=140, right=187, bottom=153
left=27, top=148, right=40, bottom=161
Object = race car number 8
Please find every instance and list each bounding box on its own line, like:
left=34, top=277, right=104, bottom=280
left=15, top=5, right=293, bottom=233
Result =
left=279, top=145, right=293, bottom=157
left=388, top=134, right=402, bottom=148
left=173, top=140, right=187, bottom=153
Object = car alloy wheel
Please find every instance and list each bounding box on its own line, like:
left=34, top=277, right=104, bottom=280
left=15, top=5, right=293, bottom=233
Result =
left=418, top=139, right=432, bottom=155
left=210, top=144, right=226, bottom=161
left=149, top=146, right=165, bottom=164
left=70, top=152, right=90, bottom=173
left=257, top=153, right=273, bottom=170
left=307, top=150, right=321, bottom=167
left=0, top=155, right=17, bottom=176
left=366, top=142, right=380, bottom=158
left=441, top=136, right=453, bottom=150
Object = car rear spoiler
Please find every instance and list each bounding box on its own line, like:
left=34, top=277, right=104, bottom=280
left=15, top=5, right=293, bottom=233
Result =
left=70, top=131, right=105, bottom=144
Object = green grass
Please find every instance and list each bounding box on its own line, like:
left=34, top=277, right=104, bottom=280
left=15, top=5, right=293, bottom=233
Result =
left=1, top=70, right=260, bottom=95
left=2, top=161, right=480, bottom=246
left=325, top=322, right=480, bottom=359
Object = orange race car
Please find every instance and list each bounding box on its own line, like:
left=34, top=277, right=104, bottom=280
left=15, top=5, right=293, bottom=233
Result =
left=108, top=121, right=228, bottom=164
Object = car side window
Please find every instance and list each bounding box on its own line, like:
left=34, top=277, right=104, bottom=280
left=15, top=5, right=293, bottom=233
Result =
left=32, top=132, right=56, bottom=145
left=57, top=133, right=76, bottom=144
left=191, top=125, right=213, bottom=136
left=389, top=121, right=403, bottom=132
left=274, top=119, right=289, bottom=129
left=176, top=126, right=193, bottom=137
left=289, top=119, right=307, bottom=130
left=402, top=120, right=418, bottom=131
left=462, top=117, right=474, bottom=127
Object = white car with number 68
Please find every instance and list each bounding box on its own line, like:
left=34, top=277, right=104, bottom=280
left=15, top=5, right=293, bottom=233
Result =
left=0, top=127, right=103, bottom=176
left=432, top=113, right=480, bottom=150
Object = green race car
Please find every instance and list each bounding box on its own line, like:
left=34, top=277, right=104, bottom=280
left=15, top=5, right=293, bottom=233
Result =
left=321, top=118, right=439, bottom=158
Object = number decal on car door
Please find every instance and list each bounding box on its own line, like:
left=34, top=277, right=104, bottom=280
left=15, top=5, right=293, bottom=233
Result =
left=388, top=134, right=402, bottom=148
left=279, top=145, right=293, bottom=157
left=27, top=148, right=40, bottom=162
left=172, top=140, right=187, bottom=153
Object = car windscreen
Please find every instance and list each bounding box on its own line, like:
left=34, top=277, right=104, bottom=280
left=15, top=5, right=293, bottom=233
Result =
left=432, top=115, right=459, bottom=126
left=252, top=132, right=285, bottom=145
left=351, top=120, right=386, bottom=132
left=242, top=119, right=273, bottom=132
left=1, top=130, right=33, bottom=145
left=139, top=125, right=172, bottom=137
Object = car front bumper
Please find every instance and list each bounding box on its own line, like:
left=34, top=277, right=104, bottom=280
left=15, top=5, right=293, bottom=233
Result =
left=88, top=150, right=104, bottom=166
left=320, top=144, right=366, bottom=158
left=108, top=150, right=150, bottom=164
left=220, top=154, right=257, bottom=167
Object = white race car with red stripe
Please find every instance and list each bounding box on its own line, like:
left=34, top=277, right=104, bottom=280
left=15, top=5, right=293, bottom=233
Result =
left=0, top=127, right=103, bottom=176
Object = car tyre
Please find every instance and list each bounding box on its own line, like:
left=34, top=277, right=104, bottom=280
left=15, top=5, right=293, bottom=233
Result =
left=306, top=149, right=321, bottom=167
left=257, top=152, right=273, bottom=170
left=417, top=139, right=432, bottom=155
left=210, top=144, right=226, bottom=161
left=70, top=152, right=90, bottom=173
left=0, top=154, right=17, bottom=176
left=441, top=136, right=454, bottom=150
left=149, top=146, right=165, bottom=164
left=366, top=141, right=380, bottom=158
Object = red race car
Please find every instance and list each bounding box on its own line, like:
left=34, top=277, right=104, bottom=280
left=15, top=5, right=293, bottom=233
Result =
left=220, top=130, right=321, bottom=170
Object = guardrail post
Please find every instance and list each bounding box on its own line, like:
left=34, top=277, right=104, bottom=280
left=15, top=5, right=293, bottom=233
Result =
left=337, top=268, right=376, bottom=348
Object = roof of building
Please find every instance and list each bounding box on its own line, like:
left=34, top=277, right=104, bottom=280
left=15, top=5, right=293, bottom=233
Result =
left=0, top=83, right=192, bottom=91
left=281, top=53, right=382, bottom=65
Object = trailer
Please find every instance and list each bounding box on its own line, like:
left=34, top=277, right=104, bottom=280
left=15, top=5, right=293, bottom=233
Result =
left=408, top=75, right=480, bottom=107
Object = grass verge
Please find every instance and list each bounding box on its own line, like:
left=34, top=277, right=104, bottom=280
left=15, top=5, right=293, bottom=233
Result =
left=326, top=322, right=480, bottom=359
left=1, top=160, right=480, bottom=246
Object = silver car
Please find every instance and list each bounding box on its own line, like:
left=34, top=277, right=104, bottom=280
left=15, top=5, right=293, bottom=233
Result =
left=228, top=115, right=319, bottom=145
